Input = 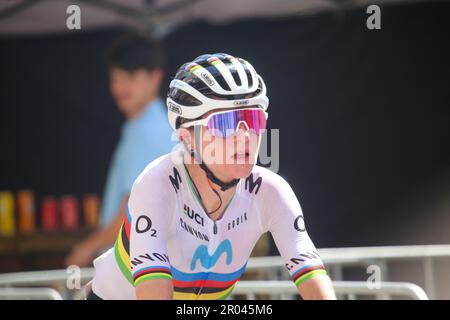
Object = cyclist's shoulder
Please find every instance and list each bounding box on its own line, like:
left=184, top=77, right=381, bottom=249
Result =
left=132, top=150, right=182, bottom=193
left=248, top=165, right=291, bottom=193
left=245, top=165, right=297, bottom=209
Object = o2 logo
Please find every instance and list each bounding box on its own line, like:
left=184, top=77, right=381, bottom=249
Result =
left=294, top=215, right=305, bottom=232
left=135, top=215, right=157, bottom=237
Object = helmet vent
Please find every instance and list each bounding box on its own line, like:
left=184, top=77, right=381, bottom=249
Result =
left=170, top=88, right=202, bottom=106
left=229, top=64, right=242, bottom=87
left=245, top=69, right=253, bottom=88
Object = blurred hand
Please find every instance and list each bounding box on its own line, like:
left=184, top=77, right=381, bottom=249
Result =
left=65, top=240, right=97, bottom=268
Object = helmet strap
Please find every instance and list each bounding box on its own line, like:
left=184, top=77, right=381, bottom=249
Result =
left=198, top=161, right=240, bottom=192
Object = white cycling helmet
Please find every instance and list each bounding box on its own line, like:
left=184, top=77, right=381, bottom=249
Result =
left=166, top=53, right=269, bottom=130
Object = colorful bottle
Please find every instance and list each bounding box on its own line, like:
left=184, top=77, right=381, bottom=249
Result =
left=17, top=190, right=36, bottom=234
left=60, top=195, right=79, bottom=231
left=0, top=191, right=15, bottom=236
left=83, top=194, right=99, bottom=228
left=41, top=196, right=59, bottom=232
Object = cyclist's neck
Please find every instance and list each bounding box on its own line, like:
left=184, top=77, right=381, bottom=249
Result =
left=184, top=162, right=238, bottom=221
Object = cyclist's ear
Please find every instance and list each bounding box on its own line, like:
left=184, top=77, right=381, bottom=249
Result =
left=178, top=127, right=192, bottom=145
left=179, top=128, right=195, bottom=159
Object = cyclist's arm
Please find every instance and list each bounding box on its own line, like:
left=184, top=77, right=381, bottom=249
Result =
left=136, top=279, right=173, bottom=300
left=263, top=175, right=336, bottom=300
left=297, top=272, right=335, bottom=299
left=128, top=172, right=174, bottom=300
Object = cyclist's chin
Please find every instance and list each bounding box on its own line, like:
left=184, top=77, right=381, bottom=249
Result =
left=204, top=161, right=256, bottom=182
left=227, top=163, right=255, bottom=179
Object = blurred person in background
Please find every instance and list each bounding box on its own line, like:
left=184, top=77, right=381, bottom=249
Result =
left=65, top=31, right=176, bottom=267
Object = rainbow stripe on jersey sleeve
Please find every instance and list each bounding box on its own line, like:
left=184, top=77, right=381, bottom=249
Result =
left=114, top=209, right=173, bottom=287
left=291, top=263, right=328, bottom=287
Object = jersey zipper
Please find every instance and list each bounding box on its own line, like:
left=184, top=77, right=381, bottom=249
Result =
left=196, top=218, right=217, bottom=298
left=181, top=164, right=239, bottom=298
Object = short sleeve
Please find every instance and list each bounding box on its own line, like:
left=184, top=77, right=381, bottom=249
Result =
left=127, top=173, right=173, bottom=287
left=265, top=176, right=328, bottom=288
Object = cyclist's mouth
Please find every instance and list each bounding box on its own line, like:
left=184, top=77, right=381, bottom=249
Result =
left=233, top=151, right=250, bottom=161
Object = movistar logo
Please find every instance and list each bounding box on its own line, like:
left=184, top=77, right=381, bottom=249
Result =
left=190, top=239, right=232, bottom=270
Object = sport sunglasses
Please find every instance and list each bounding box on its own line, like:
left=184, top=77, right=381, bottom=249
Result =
left=181, top=107, right=268, bottom=138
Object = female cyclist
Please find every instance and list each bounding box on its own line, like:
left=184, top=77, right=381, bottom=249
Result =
left=87, top=53, right=336, bottom=300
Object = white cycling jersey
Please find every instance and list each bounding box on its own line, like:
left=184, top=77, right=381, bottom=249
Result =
left=91, top=147, right=326, bottom=300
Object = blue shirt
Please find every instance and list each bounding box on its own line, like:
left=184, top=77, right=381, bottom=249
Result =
left=100, top=98, right=177, bottom=226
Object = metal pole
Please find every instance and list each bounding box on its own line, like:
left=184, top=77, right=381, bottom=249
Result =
left=423, top=257, right=436, bottom=299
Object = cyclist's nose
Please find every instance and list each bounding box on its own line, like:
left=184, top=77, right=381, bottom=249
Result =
left=236, top=121, right=249, bottom=134
left=235, top=122, right=250, bottom=142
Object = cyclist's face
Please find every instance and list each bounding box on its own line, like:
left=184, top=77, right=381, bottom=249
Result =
left=185, top=116, right=261, bottom=181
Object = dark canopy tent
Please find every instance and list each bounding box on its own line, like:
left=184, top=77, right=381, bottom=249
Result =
left=1, top=0, right=450, bottom=249
left=0, top=0, right=410, bottom=36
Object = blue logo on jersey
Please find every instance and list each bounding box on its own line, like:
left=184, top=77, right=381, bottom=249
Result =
left=190, top=239, right=233, bottom=270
